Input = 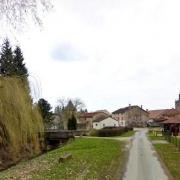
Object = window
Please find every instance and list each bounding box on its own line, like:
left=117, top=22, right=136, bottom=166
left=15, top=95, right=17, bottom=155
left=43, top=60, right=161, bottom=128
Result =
left=96, top=124, right=98, bottom=126
left=103, top=124, right=105, bottom=127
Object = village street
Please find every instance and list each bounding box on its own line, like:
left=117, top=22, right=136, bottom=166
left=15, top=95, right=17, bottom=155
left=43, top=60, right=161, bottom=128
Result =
left=123, top=128, right=169, bottom=180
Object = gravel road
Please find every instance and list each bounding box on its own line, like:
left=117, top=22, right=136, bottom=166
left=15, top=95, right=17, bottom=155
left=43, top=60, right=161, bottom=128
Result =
left=123, top=128, right=169, bottom=180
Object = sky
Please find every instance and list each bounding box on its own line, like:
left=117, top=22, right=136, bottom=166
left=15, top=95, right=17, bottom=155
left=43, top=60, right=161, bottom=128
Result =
left=1, top=0, right=180, bottom=112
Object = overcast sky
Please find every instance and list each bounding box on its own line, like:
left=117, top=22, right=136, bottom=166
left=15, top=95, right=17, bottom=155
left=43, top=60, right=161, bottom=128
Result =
left=2, top=0, right=180, bottom=112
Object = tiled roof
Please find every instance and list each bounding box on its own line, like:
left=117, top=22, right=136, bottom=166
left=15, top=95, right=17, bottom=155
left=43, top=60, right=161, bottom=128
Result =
left=149, top=109, right=169, bottom=119
left=161, top=115, right=180, bottom=124
left=112, top=105, right=148, bottom=114
left=150, top=108, right=180, bottom=122
left=79, top=112, right=96, bottom=118
left=161, top=108, right=180, bottom=117
left=80, top=110, right=110, bottom=118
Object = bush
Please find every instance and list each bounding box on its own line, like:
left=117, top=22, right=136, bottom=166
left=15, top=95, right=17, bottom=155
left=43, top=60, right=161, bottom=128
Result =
left=93, top=127, right=133, bottom=137
left=89, top=129, right=98, bottom=136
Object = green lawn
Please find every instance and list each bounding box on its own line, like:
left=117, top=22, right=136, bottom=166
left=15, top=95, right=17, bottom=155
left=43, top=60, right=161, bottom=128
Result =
left=154, top=143, right=180, bottom=180
left=0, top=138, right=126, bottom=180
left=120, top=130, right=135, bottom=137
left=148, top=131, right=165, bottom=141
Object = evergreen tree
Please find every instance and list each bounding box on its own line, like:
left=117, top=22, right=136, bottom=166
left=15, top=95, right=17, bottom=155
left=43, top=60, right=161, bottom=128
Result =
left=0, top=39, right=15, bottom=75
left=68, top=115, right=77, bottom=130
left=38, top=98, right=53, bottom=124
left=0, top=39, right=28, bottom=77
left=13, top=46, right=28, bottom=77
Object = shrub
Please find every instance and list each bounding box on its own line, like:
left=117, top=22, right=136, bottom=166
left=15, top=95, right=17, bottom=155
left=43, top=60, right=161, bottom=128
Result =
left=89, top=129, right=98, bottom=136
left=92, top=126, right=133, bottom=137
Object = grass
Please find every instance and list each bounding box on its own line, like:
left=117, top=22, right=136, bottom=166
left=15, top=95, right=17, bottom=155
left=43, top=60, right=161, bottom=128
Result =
left=154, top=143, right=180, bottom=180
left=120, top=130, right=135, bottom=137
left=148, top=131, right=165, bottom=141
left=0, top=138, right=126, bottom=180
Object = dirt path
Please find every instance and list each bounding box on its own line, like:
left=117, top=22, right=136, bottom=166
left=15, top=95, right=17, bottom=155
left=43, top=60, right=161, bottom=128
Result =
left=123, top=128, right=169, bottom=180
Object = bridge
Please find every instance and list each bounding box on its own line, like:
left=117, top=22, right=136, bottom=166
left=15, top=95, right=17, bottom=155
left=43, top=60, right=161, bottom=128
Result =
left=44, top=130, right=89, bottom=148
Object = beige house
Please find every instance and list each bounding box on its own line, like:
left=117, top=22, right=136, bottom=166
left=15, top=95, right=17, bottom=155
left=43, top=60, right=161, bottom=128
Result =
left=112, top=105, right=149, bottom=127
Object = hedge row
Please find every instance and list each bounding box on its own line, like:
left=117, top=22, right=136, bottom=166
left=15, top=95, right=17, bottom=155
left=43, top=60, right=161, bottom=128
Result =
left=90, top=127, right=133, bottom=137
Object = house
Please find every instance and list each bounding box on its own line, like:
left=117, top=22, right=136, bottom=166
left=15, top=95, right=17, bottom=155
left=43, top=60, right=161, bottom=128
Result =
left=78, top=110, right=110, bottom=130
left=148, top=93, right=180, bottom=127
left=112, top=105, right=149, bottom=127
left=148, top=109, right=170, bottom=127
left=92, top=116, right=119, bottom=130
left=161, top=115, right=180, bottom=136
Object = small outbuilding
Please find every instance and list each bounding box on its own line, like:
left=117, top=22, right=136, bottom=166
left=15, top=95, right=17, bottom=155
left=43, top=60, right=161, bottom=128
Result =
left=92, top=116, right=119, bottom=130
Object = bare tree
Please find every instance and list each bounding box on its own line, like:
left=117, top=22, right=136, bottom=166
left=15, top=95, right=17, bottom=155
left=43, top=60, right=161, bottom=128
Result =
left=56, top=97, right=85, bottom=112
left=0, top=0, right=53, bottom=28
left=72, top=98, right=85, bottom=111
left=56, top=97, right=68, bottom=109
left=55, top=97, right=86, bottom=130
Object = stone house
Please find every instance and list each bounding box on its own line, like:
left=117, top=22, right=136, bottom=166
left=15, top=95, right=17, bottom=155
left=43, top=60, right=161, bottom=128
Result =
left=112, top=105, right=149, bottom=127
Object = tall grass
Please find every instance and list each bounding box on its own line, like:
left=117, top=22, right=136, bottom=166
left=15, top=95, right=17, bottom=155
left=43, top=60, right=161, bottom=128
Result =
left=0, top=77, right=44, bottom=168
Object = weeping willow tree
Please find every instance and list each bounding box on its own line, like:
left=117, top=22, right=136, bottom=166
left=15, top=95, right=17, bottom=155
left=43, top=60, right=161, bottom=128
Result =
left=0, top=76, right=44, bottom=169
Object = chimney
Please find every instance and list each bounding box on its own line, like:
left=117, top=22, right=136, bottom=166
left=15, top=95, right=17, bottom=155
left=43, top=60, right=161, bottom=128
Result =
left=141, top=105, right=143, bottom=109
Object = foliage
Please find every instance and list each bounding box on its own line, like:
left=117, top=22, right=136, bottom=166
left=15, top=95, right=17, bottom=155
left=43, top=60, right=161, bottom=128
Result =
left=67, top=115, right=77, bottom=130
left=38, top=98, right=53, bottom=124
left=0, top=39, right=28, bottom=77
left=13, top=46, right=28, bottom=77
left=90, top=127, right=133, bottom=137
left=0, top=77, right=44, bottom=169
left=0, top=39, right=14, bottom=75
left=0, top=138, right=126, bottom=180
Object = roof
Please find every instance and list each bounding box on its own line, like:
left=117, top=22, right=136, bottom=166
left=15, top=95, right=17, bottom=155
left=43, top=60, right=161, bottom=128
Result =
left=93, top=116, right=117, bottom=123
left=161, top=115, right=180, bottom=124
left=79, top=112, right=96, bottom=118
left=149, top=109, right=169, bottom=119
left=80, top=110, right=110, bottom=118
left=149, top=108, right=180, bottom=123
left=112, top=105, right=148, bottom=114
left=94, top=110, right=110, bottom=115
left=161, top=108, right=180, bottom=117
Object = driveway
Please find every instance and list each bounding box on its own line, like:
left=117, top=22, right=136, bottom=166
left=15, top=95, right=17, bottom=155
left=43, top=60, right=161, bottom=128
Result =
left=123, top=128, right=169, bottom=180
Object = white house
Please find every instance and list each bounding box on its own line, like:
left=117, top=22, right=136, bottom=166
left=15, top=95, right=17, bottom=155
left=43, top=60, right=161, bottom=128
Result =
left=92, top=117, right=119, bottom=130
